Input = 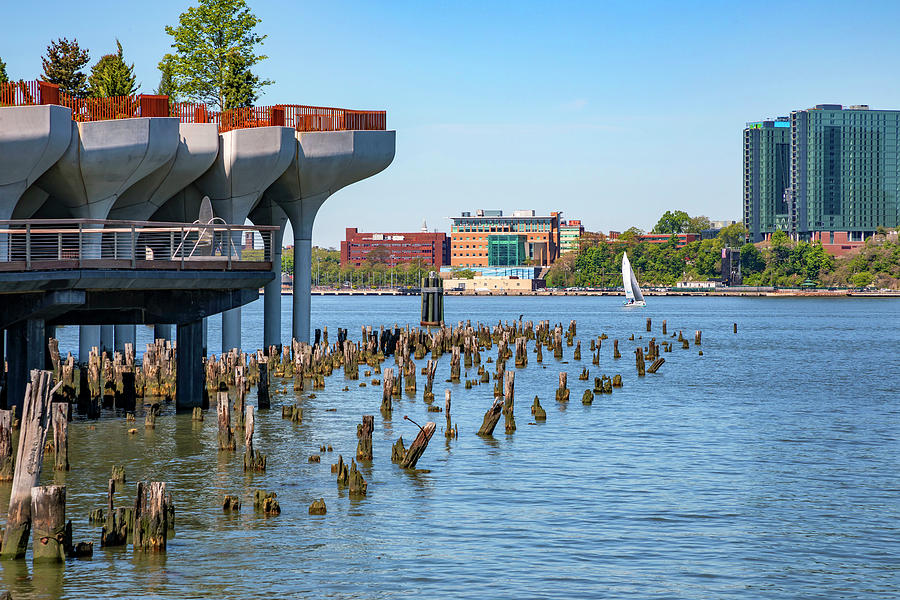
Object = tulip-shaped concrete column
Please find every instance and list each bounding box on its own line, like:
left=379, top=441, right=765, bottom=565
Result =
left=0, top=105, right=72, bottom=258
left=194, top=126, right=295, bottom=352
left=107, top=122, right=219, bottom=350
left=272, top=130, right=395, bottom=343
left=34, top=117, right=181, bottom=360
left=249, top=196, right=288, bottom=349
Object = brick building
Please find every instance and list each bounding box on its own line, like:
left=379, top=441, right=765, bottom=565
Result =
left=449, top=209, right=562, bottom=268
left=340, top=227, right=450, bottom=268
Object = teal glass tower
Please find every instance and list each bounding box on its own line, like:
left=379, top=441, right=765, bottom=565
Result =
left=743, top=118, right=791, bottom=242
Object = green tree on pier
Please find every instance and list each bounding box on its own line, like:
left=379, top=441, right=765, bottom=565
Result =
left=155, top=55, right=179, bottom=101
left=163, top=0, right=272, bottom=111
left=88, top=40, right=139, bottom=97
left=0, top=57, right=8, bottom=84
left=41, top=38, right=90, bottom=97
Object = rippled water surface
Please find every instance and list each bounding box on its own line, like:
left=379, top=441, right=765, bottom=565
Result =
left=5, top=296, right=900, bottom=599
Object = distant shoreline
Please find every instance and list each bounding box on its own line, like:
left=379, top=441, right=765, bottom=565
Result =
left=294, top=288, right=900, bottom=298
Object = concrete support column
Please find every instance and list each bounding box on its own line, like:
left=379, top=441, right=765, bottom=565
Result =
left=176, top=319, right=204, bottom=411
left=222, top=307, right=241, bottom=353
left=202, top=318, right=208, bottom=358
left=153, top=324, right=173, bottom=342
left=114, top=325, right=136, bottom=353
left=263, top=228, right=285, bottom=349
left=100, top=325, right=115, bottom=356
left=293, top=237, right=312, bottom=344
left=79, top=325, right=100, bottom=363
left=6, top=319, right=45, bottom=412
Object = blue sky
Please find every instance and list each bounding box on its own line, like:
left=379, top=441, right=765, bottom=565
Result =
left=4, top=0, right=900, bottom=248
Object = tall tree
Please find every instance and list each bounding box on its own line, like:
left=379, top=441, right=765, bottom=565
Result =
left=686, top=215, right=712, bottom=233
left=0, top=57, right=8, bottom=84
left=88, top=40, right=139, bottom=97
left=41, top=38, right=90, bottom=97
left=223, top=50, right=258, bottom=108
left=652, top=210, right=691, bottom=234
left=155, top=54, right=178, bottom=100
left=163, top=0, right=272, bottom=110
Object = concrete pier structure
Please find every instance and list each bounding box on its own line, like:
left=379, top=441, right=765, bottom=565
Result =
left=269, top=130, right=395, bottom=342
left=194, top=126, right=295, bottom=352
left=0, top=95, right=393, bottom=410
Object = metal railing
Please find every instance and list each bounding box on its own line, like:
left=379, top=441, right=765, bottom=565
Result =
left=1, top=80, right=387, bottom=133
left=0, top=219, right=277, bottom=272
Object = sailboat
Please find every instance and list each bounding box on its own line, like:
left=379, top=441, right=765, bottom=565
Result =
left=621, top=251, right=646, bottom=307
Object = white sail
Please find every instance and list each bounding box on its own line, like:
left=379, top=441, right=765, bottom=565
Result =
left=622, top=251, right=645, bottom=305
left=622, top=252, right=635, bottom=302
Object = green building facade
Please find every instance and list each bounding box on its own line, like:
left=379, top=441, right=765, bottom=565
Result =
left=743, top=118, right=791, bottom=242
left=791, top=105, right=900, bottom=240
left=487, top=234, right=527, bottom=266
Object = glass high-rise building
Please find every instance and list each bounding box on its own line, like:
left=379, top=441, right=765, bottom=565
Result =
left=743, top=118, right=791, bottom=242
left=791, top=104, right=900, bottom=240
left=745, top=105, right=900, bottom=242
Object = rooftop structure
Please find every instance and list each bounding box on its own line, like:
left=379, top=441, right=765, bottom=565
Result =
left=340, top=227, right=449, bottom=268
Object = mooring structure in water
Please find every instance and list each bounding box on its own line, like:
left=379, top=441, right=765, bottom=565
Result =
left=419, top=271, right=444, bottom=326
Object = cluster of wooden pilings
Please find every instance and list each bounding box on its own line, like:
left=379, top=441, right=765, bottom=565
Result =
left=0, top=314, right=716, bottom=570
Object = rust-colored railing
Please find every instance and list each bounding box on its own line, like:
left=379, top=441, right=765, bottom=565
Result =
left=1, top=80, right=387, bottom=132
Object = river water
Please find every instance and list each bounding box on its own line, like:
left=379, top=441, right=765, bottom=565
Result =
left=4, top=296, right=899, bottom=599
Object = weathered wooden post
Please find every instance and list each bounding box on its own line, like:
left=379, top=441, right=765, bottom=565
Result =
left=217, top=392, right=235, bottom=451
left=423, top=360, right=436, bottom=403
left=52, top=402, right=68, bottom=471
left=503, top=371, right=516, bottom=433
left=646, top=318, right=651, bottom=332
left=662, top=320, right=667, bottom=335
left=381, top=368, right=394, bottom=416
left=635, top=347, right=646, bottom=376
left=31, top=485, right=67, bottom=562
left=101, top=479, right=129, bottom=547
left=531, top=396, right=546, bottom=420
left=733, top=323, right=737, bottom=334
left=1, top=370, right=57, bottom=560
left=0, top=409, right=13, bottom=480
left=400, top=416, right=436, bottom=469
left=555, top=372, right=570, bottom=402
left=647, top=357, right=665, bottom=373
left=613, top=339, right=621, bottom=359
left=478, top=397, right=504, bottom=436
left=133, top=481, right=168, bottom=552
left=444, top=390, right=457, bottom=438
left=356, top=415, right=374, bottom=461
left=242, top=406, right=266, bottom=471
left=694, top=330, right=702, bottom=346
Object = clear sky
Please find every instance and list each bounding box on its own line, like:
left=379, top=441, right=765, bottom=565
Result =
left=4, top=0, right=900, bottom=248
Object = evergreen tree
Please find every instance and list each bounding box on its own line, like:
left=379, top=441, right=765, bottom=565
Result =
left=163, top=0, right=272, bottom=110
left=223, top=50, right=258, bottom=109
left=155, top=54, right=178, bottom=101
left=0, top=57, right=8, bottom=84
left=88, top=40, right=139, bottom=97
left=41, top=38, right=90, bottom=97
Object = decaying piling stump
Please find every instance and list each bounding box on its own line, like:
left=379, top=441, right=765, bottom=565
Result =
left=217, top=392, right=235, bottom=451
left=613, top=339, right=621, bottom=359
left=308, top=499, right=327, bottom=515
left=555, top=372, right=570, bottom=403
left=612, top=374, right=623, bottom=387
left=381, top=368, right=394, bottom=415
left=444, top=390, right=457, bottom=438
left=1, top=370, right=57, bottom=560
left=52, top=402, right=69, bottom=471
left=254, top=490, right=281, bottom=515
left=391, top=438, right=406, bottom=463
left=573, top=341, right=581, bottom=361
left=399, top=417, right=436, bottom=469
left=192, top=407, right=203, bottom=421
left=662, top=320, right=667, bottom=335
left=133, top=481, right=168, bottom=552
left=531, top=396, right=546, bottom=420
left=646, top=318, right=652, bottom=332
left=101, top=479, right=128, bottom=547
left=694, top=330, right=702, bottom=345
left=145, top=403, right=160, bottom=429
left=423, top=360, right=437, bottom=403
left=635, top=348, right=646, bottom=376
left=223, top=495, right=241, bottom=512
left=0, top=409, right=14, bottom=480
left=734, top=323, right=737, bottom=334
left=582, top=389, right=594, bottom=404
left=242, top=406, right=266, bottom=472
left=647, top=358, right=665, bottom=373
left=477, top=397, right=504, bottom=436
left=111, top=465, right=126, bottom=484
left=348, top=460, right=368, bottom=496
left=503, top=371, right=516, bottom=433
left=31, top=485, right=68, bottom=562
left=356, top=415, right=374, bottom=461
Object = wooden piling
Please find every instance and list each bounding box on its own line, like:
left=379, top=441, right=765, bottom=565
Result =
left=477, top=398, right=504, bottom=436
left=1, top=370, right=57, bottom=560
left=381, top=368, right=394, bottom=415
left=217, top=392, right=235, bottom=451
left=242, top=406, right=266, bottom=471
left=613, top=339, right=621, bottom=359
left=531, top=396, right=546, bottom=420
left=647, top=358, right=665, bottom=373
left=356, top=415, right=374, bottom=461
left=133, top=481, right=168, bottom=552
left=444, top=390, right=457, bottom=438
left=555, top=371, right=570, bottom=402
left=503, top=371, right=516, bottom=433
left=646, top=318, right=651, bottom=332
left=31, top=485, right=67, bottom=562
left=52, top=402, right=68, bottom=471
left=0, top=409, right=13, bottom=481
left=400, top=418, right=436, bottom=469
